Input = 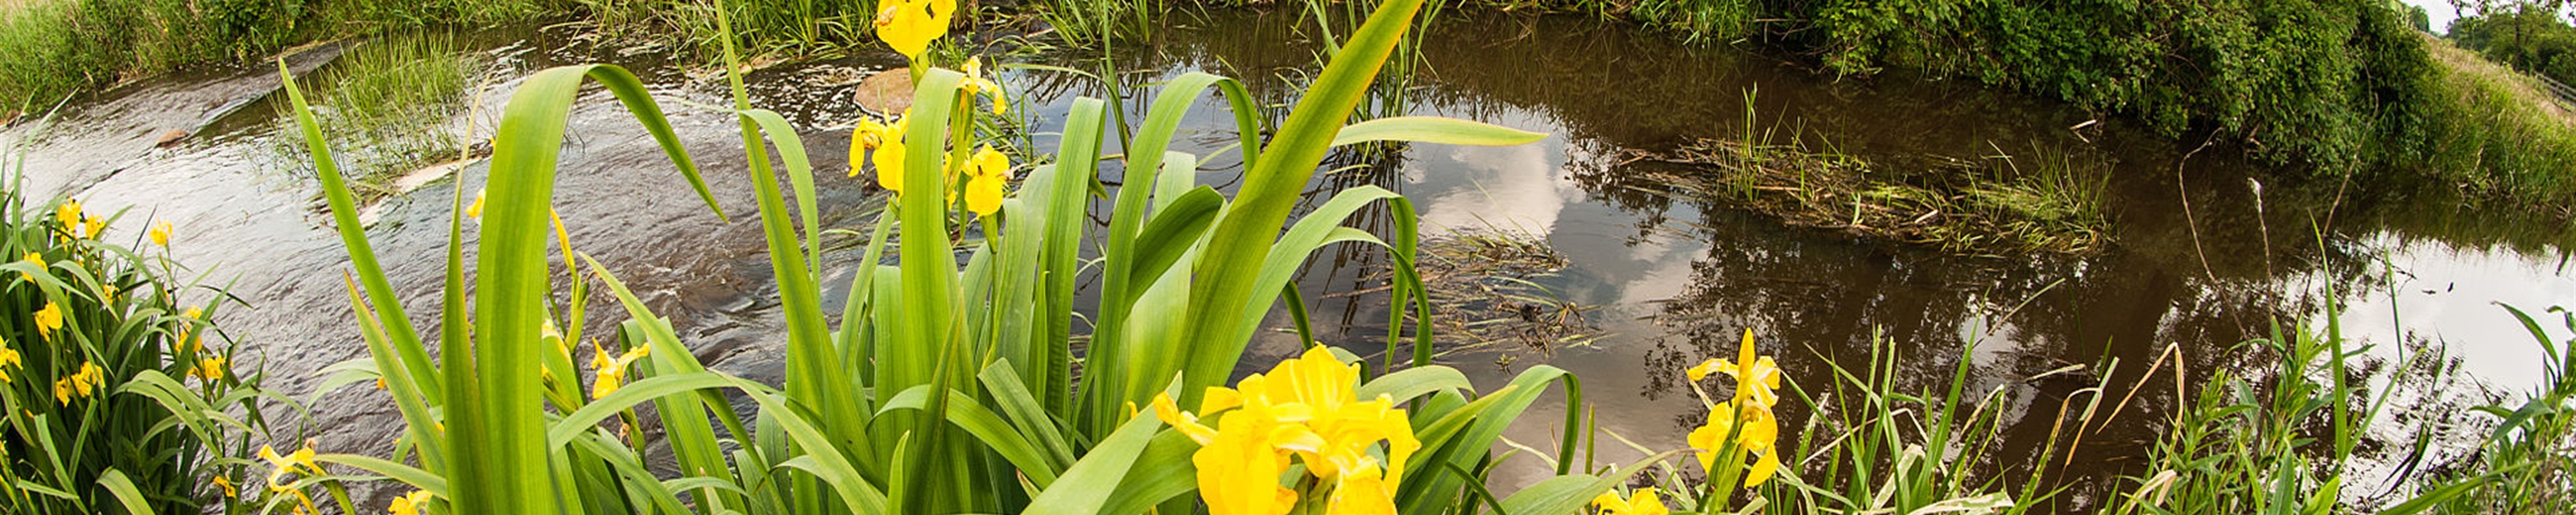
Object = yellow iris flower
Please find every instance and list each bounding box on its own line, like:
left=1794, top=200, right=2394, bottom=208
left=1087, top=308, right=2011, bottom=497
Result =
left=856, top=113, right=931, bottom=196
left=588, top=341, right=652, bottom=399
left=1685, top=329, right=1785, bottom=488
left=54, top=361, right=101, bottom=404
left=390, top=489, right=433, bottom=514
left=1689, top=401, right=1781, bottom=487
left=1591, top=488, right=1669, bottom=515
left=211, top=476, right=237, bottom=497
left=963, top=145, right=1011, bottom=216
left=33, top=301, right=62, bottom=341
left=963, top=56, right=1009, bottom=116
left=84, top=216, right=103, bottom=240
left=259, top=444, right=323, bottom=493
left=873, top=0, right=954, bottom=60
left=1153, top=346, right=1418, bottom=515
left=1686, top=328, right=1781, bottom=406
left=55, top=199, right=80, bottom=237
left=198, top=354, right=228, bottom=381
left=258, top=445, right=328, bottom=514
left=151, top=220, right=172, bottom=247
left=850, top=116, right=893, bottom=179
left=0, top=337, right=19, bottom=384
left=20, top=253, right=42, bottom=282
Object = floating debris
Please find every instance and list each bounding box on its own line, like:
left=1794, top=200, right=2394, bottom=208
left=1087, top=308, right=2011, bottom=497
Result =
left=1364, top=229, right=1604, bottom=359
left=1624, top=138, right=2112, bottom=256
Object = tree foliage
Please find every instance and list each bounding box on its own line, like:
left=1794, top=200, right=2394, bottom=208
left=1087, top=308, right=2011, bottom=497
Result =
left=1775, top=0, right=2434, bottom=169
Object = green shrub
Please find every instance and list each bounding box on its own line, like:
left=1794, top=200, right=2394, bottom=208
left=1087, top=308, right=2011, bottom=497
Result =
left=0, top=176, right=279, bottom=513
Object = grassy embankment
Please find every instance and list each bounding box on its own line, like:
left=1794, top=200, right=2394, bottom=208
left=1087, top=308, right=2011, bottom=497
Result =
left=0, top=0, right=884, bottom=114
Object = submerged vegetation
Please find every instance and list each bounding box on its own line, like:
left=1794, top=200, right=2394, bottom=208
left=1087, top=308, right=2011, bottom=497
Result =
left=1624, top=97, right=2112, bottom=256
left=272, top=32, right=480, bottom=199
left=1401, top=230, right=1600, bottom=358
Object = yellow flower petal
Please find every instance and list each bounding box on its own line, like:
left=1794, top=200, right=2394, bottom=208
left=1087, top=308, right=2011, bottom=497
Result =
left=56, top=200, right=80, bottom=234
left=1324, top=461, right=1396, bottom=515
left=1686, top=359, right=1719, bottom=382
left=1153, top=393, right=1220, bottom=444
left=1195, top=412, right=1298, bottom=515
left=873, top=0, right=955, bottom=60
left=151, top=220, right=172, bottom=247
left=964, top=174, right=1005, bottom=215
left=873, top=130, right=910, bottom=193
left=19, top=253, right=42, bottom=282
left=851, top=117, right=889, bottom=178
left=32, top=302, right=61, bottom=340
left=1744, top=447, right=1781, bottom=488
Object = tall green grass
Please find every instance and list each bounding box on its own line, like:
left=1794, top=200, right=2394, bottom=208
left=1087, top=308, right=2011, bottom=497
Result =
left=0, top=0, right=542, bottom=110
left=2411, top=35, right=2576, bottom=210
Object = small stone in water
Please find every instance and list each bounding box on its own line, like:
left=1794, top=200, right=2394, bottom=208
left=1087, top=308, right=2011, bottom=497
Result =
left=854, top=70, right=914, bottom=116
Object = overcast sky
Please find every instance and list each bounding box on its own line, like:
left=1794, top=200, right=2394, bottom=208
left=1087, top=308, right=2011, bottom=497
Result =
left=2407, top=0, right=2462, bottom=33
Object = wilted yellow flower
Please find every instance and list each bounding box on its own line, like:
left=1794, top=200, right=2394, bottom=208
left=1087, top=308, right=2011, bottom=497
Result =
left=588, top=341, right=652, bottom=399
left=872, top=0, right=954, bottom=60
left=389, top=489, right=432, bottom=514
left=1591, top=488, right=1669, bottom=515
left=1153, top=346, right=1418, bottom=515
left=211, top=476, right=237, bottom=497
left=151, top=220, right=172, bottom=247
left=34, top=302, right=64, bottom=341
left=100, top=284, right=117, bottom=304
left=963, top=145, right=1010, bottom=216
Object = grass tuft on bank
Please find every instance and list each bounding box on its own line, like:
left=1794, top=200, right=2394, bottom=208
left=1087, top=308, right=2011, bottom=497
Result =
left=2409, top=35, right=2576, bottom=212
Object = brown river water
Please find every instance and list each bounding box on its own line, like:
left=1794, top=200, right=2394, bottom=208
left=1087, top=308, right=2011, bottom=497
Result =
left=6, top=9, right=2569, bottom=513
